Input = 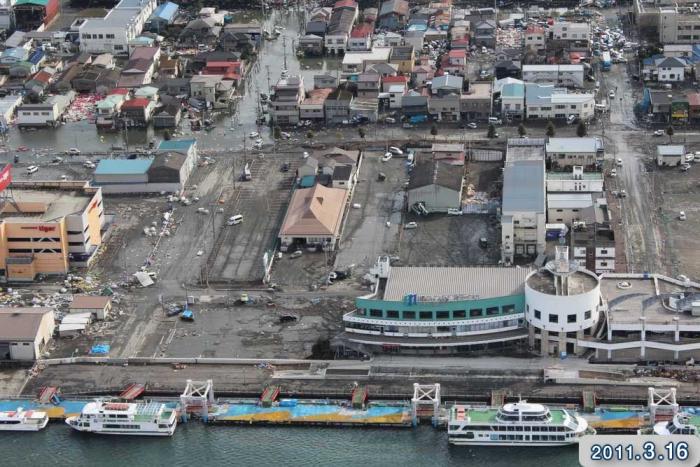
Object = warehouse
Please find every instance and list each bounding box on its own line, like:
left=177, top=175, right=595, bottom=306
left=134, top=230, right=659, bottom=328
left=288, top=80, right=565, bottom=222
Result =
left=70, top=295, right=112, bottom=320
left=407, top=160, right=463, bottom=213
left=0, top=307, right=54, bottom=360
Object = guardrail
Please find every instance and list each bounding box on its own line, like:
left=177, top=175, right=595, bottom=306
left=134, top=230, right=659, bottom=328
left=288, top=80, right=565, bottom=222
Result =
left=38, top=356, right=319, bottom=366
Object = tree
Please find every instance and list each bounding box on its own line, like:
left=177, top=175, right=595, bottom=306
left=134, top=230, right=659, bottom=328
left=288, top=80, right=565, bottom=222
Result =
left=358, top=127, right=366, bottom=139
left=163, top=130, right=172, bottom=141
left=518, top=123, right=526, bottom=137
left=430, top=123, right=438, bottom=140
left=546, top=120, right=555, bottom=137
left=666, top=125, right=674, bottom=142
left=487, top=124, right=496, bottom=139
left=576, top=121, right=587, bottom=137
left=273, top=126, right=281, bottom=140
left=306, top=130, right=315, bottom=141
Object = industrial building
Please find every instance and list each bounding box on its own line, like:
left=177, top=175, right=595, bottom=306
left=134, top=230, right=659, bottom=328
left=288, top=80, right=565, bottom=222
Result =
left=78, top=0, right=157, bottom=55
left=0, top=180, right=106, bottom=281
left=545, top=138, right=604, bottom=169
left=0, top=307, right=54, bottom=360
left=407, top=160, right=464, bottom=213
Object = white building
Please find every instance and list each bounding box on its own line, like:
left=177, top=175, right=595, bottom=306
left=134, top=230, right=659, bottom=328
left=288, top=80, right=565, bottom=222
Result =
left=0, top=308, right=55, bottom=361
left=550, top=22, right=590, bottom=42
left=546, top=192, right=605, bottom=225
left=525, top=247, right=602, bottom=356
left=501, top=158, right=546, bottom=263
left=79, top=0, right=157, bottom=55
left=657, top=57, right=686, bottom=82
left=525, top=84, right=595, bottom=121
left=546, top=166, right=604, bottom=192
left=656, top=145, right=684, bottom=166
left=522, top=64, right=585, bottom=88
left=545, top=137, right=604, bottom=169
left=16, top=92, right=74, bottom=127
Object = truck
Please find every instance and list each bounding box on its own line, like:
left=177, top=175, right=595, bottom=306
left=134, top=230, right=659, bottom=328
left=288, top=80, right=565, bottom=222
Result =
left=601, top=51, right=611, bottom=71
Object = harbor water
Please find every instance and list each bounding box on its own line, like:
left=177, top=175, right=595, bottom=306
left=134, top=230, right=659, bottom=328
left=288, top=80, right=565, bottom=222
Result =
left=2, top=423, right=580, bottom=467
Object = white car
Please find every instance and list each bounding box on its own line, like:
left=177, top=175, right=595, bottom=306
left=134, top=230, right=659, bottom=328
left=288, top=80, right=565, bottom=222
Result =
left=447, top=208, right=463, bottom=216
left=609, top=90, right=616, bottom=99
left=679, top=211, right=687, bottom=221
left=404, top=221, right=418, bottom=229
left=302, top=151, right=310, bottom=159
left=610, top=168, right=617, bottom=177
left=488, top=117, right=502, bottom=125
left=388, top=146, right=403, bottom=155
left=227, top=214, right=243, bottom=225
left=616, top=158, right=623, bottom=166
left=249, top=131, right=259, bottom=138
left=381, top=152, right=393, bottom=162
left=653, top=130, right=664, bottom=137
left=685, top=153, right=694, bottom=163
left=26, top=165, right=38, bottom=174
left=66, top=148, right=81, bottom=155
left=467, top=122, right=477, bottom=129
left=385, top=117, right=396, bottom=124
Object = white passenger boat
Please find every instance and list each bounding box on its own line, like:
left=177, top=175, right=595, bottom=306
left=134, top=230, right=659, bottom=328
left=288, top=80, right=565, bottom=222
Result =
left=65, top=401, right=177, bottom=436
left=0, top=407, right=49, bottom=431
left=653, top=412, right=700, bottom=436
left=448, top=401, right=593, bottom=446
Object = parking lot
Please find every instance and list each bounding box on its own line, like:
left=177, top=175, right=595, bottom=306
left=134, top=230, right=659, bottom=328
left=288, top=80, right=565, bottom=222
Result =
left=333, top=151, right=406, bottom=273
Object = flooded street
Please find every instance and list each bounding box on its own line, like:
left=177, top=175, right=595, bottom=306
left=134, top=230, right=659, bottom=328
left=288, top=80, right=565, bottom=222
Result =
left=1, top=8, right=340, bottom=157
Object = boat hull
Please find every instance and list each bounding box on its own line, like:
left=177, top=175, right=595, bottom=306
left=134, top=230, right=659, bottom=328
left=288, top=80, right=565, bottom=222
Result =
left=65, top=416, right=176, bottom=436
left=449, top=438, right=579, bottom=447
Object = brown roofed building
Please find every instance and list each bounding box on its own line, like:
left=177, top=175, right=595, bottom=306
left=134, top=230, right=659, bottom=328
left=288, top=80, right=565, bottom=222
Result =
left=70, top=295, right=112, bottom=320
left=279, top=184, right=349, bottom=250
left=0, top=307, right=55, bottom=360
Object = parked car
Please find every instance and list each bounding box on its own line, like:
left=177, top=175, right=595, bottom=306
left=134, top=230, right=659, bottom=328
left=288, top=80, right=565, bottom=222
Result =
left=249, top=131, right=259, bottom=138
left=466, top=122, right=477, bottom=129
left=302, top=151, right=310, bottom=159
left=404, top=222, right=418, bottom=229
left=66, top=148, right=81, bottom=155
left=227, top=214, right=243, bottom=225
left=653, top=130, right=664, bottom=137
left=447, top=208, right=463, bottom=216
left=290, top=250, right=302, bottom=259
left=488, top=117, right=502, bottom=125
left=26, top=165, right=38, bottom=174
left=381, top=152, right=393, bottom=162
left=388, top=146, right=403, bottom=155
left=616, top=158, right=623, bottom=166
left=280, top=162, right=289, bottom=172
left=685, top=153, right=695, bottom=163
left=609, top=90, right=616, bottom=99
left=385, top=117, right=396, bottom=124
left=681, top=163, right=691, bottom=172
left=610, top=168, right=617, bottom=177
left=679, top=211, right=687, bottom=221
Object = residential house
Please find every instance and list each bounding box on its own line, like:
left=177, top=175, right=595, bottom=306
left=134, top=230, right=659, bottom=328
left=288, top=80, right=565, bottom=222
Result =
left=300, top=87, right=333, bottom=121
left=348, top=23, right=372, bottom=51
left=191, top=51, right=240, bottom=73
left=179, top=17, right=222, bottom=47
left=525, top=25, right=546, bottom=51
left=429, top=74, right=463, bottom=122
left=299, top=34, right=324, bottom=56
left=159, top=57, right=181, bottom=79
left=547, top=193, right=606, bottom=226
left=202, top=61, right=243, bottom=83
left=70, top=295, right=112, bottom=320
left=24, top=69, right=53, bottom=97
left=377, top=0, right=408, bottom=30
left=119, top=97, right=155, bottom=126
left=407, top=159, right=463, bottom=212
left=460, top=82, right=492, bottom=121
left=325, top=1, right=358, bottom=55
left=349, top=97, right=379, bottom=122
left=472, top=20, right=496, bottom=48
left=499, top=81, right=525, bottom=120
left=404, top=30, right=426, bottom=51
left=550, top=22, right=590, bottom=42
left=189, top=75, right=234, bottom=109
left=643, top=56, right=686, bottom=82
left=412, top=64, right=434, bottom=87
left=357, top=73, right=381, bottom=98
left=95, top=91, right=128, bottom=128
left=72, top=67, right=120, bottom=93
left=495, top=60, right=521, bottom=80
left=16, top=91, right=74, bottom=127
left=402, top=92, right=429, bottom=117
left=442, top=49, right=466, bottom=76
left=269, top=75, right=305, bottom=125
left=341, top=47, right=392, bottom=74
left=366, top=62, right=398, bottom=77
left=0, top=308, right=55, bottom=361
left=324, top=86, right=353, bottom=124
left=522, top=64, right=585, bottom=88
left=545, top=137, right=604, bottom=169
left=331, top=164, right=355, bottom=189
left=389, top=45, right=414, bottom=74
left=570, top=222, right=616, bottom=274
left=152, top=102, right=182, bottom=128
left=314, top=74, right=338, bottom=89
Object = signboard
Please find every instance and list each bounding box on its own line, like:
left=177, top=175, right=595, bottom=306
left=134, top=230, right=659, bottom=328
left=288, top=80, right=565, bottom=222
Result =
left=0, top=164, right=11, bottom=192
left=21, top=225, right=56, bottom=232
left=671, top=101, right=688, bottom=120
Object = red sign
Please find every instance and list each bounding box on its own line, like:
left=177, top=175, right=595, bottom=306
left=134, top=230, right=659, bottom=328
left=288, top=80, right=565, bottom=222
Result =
left=21, top=225, right=56, bottom=232
left=0, top=164, right=11, bottom=192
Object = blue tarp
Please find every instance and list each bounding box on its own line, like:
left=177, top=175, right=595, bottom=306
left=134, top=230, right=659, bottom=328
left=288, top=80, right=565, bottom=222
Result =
left=89, top=344, right=110, bottom=355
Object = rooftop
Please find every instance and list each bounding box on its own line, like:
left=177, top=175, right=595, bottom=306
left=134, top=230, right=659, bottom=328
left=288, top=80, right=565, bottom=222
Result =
left=157, top=139, right=196, bottom=153
left=70, top=295, right=111, bottom=309
left=657, top=145, right=685, bottom=156
left=0, top=308, right=52, bottom=341
left=526, top=268, right=599, bottom=296
left=408, top=159, right=463, bottom=191
left=546, top=137, right=603, bottom=154
left=95, top=159, right=152, bottom=175
left=546, top=192, right=599, bottom=209
left=1, top=187, right=96, bottom=222
left=279, top=184, right=348, bottom=237
left=502, top=159, right=545, bottom=213
left=382, top=266, right=533, bottom=301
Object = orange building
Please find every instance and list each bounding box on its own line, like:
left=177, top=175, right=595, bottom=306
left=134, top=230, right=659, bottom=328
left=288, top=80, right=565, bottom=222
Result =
left=0, top=181, right=105, bottom=282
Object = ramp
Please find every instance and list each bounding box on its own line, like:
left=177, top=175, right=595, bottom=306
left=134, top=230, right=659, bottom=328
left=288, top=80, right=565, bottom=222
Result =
left=351, top=385, right=368, bottom=409
left=490, top=390, right=506, bottom=407
left=260, top=385, right=280, bottom=408
left=582, top=390, right=596, bottom=413
left=120, top=383, right=145, bottom=400
left=38, top=387, right=60, bottom=405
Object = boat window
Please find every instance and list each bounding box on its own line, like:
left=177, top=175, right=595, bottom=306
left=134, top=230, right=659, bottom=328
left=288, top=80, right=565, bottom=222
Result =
left=466, top=432, right=474, bottom=439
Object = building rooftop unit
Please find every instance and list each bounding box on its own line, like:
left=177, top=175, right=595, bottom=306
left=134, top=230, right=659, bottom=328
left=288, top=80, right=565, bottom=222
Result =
left=382, top=266, right=533, bottom=301
left=546, top=137, right=603, bottom=154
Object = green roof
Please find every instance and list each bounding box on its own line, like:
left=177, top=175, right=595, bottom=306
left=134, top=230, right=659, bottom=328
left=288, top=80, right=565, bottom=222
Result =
left=14, top=0, right=49, bottom=6
left=451, top=407, right=567, bottom=425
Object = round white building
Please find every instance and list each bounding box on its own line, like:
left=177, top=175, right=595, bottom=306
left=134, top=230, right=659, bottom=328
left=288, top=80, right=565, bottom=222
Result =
left=525, top=247, right=601, bottom=356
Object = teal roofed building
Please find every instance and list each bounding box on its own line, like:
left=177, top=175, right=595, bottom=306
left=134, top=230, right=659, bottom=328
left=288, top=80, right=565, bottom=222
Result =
left=339, top=256, right=533, bottom=353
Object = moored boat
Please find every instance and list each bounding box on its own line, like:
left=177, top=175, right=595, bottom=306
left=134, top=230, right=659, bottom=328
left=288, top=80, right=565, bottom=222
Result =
left=66, top=400, right=177, bottom=436
left=448, top=401, right=594, bottom=446
left=653, top=412, right=700, bottom=436
left=0, top=407, right=49, bottom=431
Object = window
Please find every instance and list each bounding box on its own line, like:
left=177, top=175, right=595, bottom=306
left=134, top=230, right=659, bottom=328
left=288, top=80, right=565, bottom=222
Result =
left=436, top=311, right=449, bottom=319
left=549, top=314, right=558, bottom=323
left=106, top=34, right=115, bottom=39
left=486, top=307, right=499, bottom=316
left=387, top=310, right=399, bottom=318
left=470, top=308, right=483, bottom=317
left=369, top=309, right=382, bottom=317
left=420, top=311, right=433, bottom=320
left=453, top=310, right=466, bottom=318
left=534, top=309, right=541, bottom=319
left=584, top=310, right=591, bottom=320
left=567, top=314, right=576, bottom=323
left=600, top=249, right=608, bottom=255
left=98, top=34, right=104, bottom=39
left=7, top=237, right=31, bottom=242
left=114, top=45, right=124, bottom=51
left=403, top=311, right=416, bottom=319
